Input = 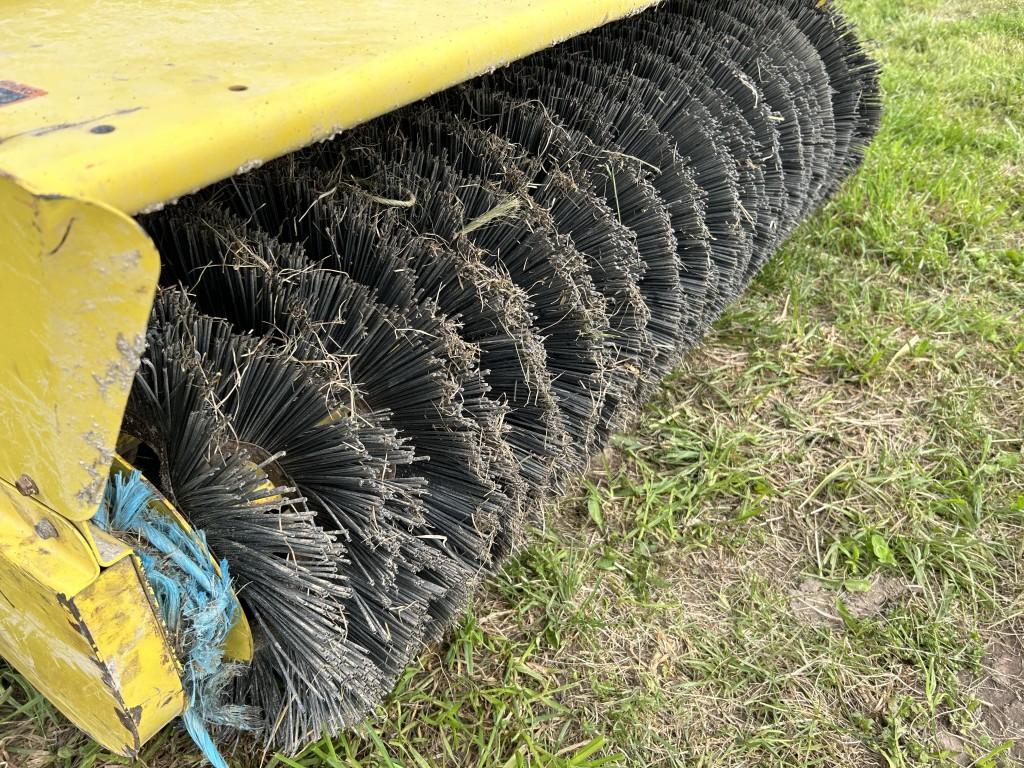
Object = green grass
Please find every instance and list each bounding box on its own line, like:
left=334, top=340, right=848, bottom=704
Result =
left=3, top=0, right=1022, bottom=765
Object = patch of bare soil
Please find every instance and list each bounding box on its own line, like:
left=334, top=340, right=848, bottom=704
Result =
left=937, top=633, right=1024, bottom=766
left=789, top=576, right=909, bottom=628
left=977, top=636, right=1024, bottom=760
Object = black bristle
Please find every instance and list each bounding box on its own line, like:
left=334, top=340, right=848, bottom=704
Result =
left=127, top=288, right=378, bottom=751
left=613, top=15, right=789, bottom=274
left=657, top=11, right=811, bottom=236
left=163, top=215, right=500, bottom=626
left=767, top=0, right=882, bottom=179
left=473, top=64, right=715, bottom=353
left=566, top=32, right=768, bottom=300
left=384, top=103, right=653, bottom=436
left=533, top=168, right=652, bottom=431
left=317, top=124, right=610, bottom=475
left=751, top=1, right=839, bottom=210
left=199, top=173, right=531, bottom=559
left=221, top=142, right=572, bottom=504
left=437, top=83, right=686, bottom=393
left=677, top=0, right=837, bottom=217
left=505, top=50, right=745, bottom=322
left=809, top=0, right=883, bottom=176
left=142, top=213, right=500, bottom=701
left=274, top=264, right=500, bottom=621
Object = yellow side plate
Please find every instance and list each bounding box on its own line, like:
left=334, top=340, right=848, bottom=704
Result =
left=0, top=480, right=184, bottom=757
left=0, top=176, right=159, bottom=520
left=0, top=0, right=659, bottom=216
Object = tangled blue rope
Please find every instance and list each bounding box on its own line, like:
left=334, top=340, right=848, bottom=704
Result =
left=95, top=471, right=255, bottom=768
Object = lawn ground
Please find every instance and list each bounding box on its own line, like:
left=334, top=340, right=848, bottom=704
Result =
left=1, top=0, right=1022, bottom=766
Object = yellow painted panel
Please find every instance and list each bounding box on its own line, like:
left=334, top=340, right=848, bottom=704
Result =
left=0, top=176, right=160, bottom=520
left=0, top=486, right=184, bottom=756
left=0, top=480, right=97, bottom=596
left=74, top=557, right=187, bottom=751
left=0, top=553, right=141, bottom=755
left=0, top=0, right=658, bottom=215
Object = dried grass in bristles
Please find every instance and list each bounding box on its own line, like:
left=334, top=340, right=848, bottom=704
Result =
left=261, top=134, right=570, bottom=514
left=392, top=103, right=653, bottom=436
left=437, top=83, right=688, bottom=396
left=612, top=15, right=789, bottom=274
left=127, top=290, right=367, bottom=753
left=325, top=123, right=609, bottom=478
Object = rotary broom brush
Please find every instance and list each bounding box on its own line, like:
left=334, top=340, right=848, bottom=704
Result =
left=608, top=14, right=789, bottom=276
left=744, top=0, right=839, bottom=210
left=486, top=58, right=726, bottom=332
left=664, top=0, right=883, bottom=213
left=110, top=2, right=883, bottom=761
left=302, top=127, right=611, bottom=475
left=150, top=276, right=435, bottom=667
left=435, top=163, right=612, bottom=466
left=251, top=262, right=503, bottom=617
left=316, top=196, right=568, bottom=514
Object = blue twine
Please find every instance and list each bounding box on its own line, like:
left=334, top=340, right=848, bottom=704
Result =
left=95, top=471, right=253, bottom=768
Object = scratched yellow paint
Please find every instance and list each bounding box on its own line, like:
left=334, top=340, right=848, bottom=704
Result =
left=0, top=176, right=160, bottom=522
left=74, top=557, right=187, bottom=752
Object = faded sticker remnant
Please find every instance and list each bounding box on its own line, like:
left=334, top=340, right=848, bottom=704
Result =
left=89, top=528, right=128, bottom=564
left=0, top=80, right=47, bottom=107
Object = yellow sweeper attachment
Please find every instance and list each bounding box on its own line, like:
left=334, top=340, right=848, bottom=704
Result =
left=0, top=0, right=881, bottom=763
left=0, top=0, right=659, bottom=755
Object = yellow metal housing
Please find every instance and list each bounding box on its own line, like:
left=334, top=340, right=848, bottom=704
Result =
left=0, top=175, right=160, bottom=521
left=0, top=480, right=184, bottom=756
left=0, top=0, right=658, bottom=754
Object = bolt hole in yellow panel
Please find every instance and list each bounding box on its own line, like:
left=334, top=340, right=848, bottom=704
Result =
left=0, top=0, right=659, bottom=756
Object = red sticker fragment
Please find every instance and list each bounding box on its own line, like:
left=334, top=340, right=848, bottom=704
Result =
left=0, top=80, right=47, bottom=107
